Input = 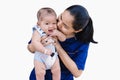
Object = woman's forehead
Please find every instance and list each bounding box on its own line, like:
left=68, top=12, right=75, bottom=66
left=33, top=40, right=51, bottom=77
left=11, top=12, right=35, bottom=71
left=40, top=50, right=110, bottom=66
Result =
left=61, top=11, right=74, bottom=28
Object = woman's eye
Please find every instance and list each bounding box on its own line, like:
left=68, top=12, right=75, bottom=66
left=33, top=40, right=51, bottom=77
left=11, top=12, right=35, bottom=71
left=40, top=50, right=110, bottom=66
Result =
left=64, top=25, right=68, bottom=29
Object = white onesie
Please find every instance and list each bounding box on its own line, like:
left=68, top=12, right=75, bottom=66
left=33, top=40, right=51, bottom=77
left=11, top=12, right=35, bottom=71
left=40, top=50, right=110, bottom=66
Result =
left=33, top=25, right=58, bottom=70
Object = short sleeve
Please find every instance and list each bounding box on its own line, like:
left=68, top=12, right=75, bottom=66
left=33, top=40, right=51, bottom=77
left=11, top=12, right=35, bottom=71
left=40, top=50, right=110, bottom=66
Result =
left=73, top=43, right=89, bottom=70
left=28, top=39, right=32, bottom=44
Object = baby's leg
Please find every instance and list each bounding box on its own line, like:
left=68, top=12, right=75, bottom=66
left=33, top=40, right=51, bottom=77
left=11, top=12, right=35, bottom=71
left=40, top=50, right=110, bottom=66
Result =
left=34, top=60, right=46, bottom=80
left=51, top=58, right=61, bottom=80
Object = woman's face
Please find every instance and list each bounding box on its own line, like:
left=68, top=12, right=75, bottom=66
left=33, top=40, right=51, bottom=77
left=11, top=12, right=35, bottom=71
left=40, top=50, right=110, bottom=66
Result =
left=57, top=10, right=76, bottom=38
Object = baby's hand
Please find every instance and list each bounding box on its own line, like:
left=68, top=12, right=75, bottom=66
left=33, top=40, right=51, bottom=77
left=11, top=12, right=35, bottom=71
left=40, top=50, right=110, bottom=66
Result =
left=50, top=29, right=59, bottom=36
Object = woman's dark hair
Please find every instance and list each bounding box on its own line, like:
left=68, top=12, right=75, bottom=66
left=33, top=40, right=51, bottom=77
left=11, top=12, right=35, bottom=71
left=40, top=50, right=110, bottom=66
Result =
left=66, top=5, right=97, bottom=43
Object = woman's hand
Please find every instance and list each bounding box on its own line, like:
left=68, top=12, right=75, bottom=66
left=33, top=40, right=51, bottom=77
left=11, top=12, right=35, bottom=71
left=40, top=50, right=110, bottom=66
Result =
left=41, top=36, right=54, bottom=46
left=28, top=36, right=53, bottom=53
left=27, top=43, right=35, bottom=53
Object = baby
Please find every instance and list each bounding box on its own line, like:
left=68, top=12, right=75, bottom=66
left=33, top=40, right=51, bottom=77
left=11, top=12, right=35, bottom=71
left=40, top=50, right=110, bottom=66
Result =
left=31, top=7, right=66, bottom=80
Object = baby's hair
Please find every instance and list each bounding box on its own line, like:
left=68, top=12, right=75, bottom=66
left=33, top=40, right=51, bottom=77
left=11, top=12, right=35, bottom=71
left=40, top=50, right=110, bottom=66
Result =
left=37, top=7, right=57, bottom=21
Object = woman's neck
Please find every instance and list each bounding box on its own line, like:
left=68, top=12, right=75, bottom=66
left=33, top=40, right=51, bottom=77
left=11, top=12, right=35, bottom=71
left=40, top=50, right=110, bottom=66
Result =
left=66, top=34, right=75, bottom=39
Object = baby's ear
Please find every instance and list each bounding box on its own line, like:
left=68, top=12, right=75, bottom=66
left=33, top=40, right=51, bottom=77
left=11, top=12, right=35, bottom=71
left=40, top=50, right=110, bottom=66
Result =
left=37, top=22, right=39, bottom=25
left=37, top=22, right=40, bottom=26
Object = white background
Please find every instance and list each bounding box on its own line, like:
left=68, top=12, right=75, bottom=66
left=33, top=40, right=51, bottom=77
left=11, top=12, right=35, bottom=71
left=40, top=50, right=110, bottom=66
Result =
left=0, top=0, right=120, bottom=80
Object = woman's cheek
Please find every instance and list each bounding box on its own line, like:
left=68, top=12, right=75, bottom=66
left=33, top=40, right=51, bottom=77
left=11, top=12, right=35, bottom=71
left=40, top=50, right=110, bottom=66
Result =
left=61, top=29, right=68, bottom=35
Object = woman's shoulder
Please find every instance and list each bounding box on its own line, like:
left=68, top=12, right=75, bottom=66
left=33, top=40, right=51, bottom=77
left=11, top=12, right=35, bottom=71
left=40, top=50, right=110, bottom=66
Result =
left=61, top=37, right=89, bottom=45
left=60, top=37, right=89, bottom=53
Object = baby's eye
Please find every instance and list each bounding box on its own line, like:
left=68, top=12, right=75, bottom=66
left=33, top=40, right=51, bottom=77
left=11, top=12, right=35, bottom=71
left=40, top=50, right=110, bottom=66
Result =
left=45, top=23, right=49, bottom=25
left=53, top=23, right=56, bottom=24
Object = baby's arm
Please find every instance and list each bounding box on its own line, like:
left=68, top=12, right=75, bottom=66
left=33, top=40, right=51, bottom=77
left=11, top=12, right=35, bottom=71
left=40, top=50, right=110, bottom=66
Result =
left=51, top=29, right=66, bottom=41
left=32, top=30, right=52, bottom=55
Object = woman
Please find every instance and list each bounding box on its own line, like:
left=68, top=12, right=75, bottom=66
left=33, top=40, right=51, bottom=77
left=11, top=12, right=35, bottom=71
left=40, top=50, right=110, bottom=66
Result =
left=28, top=5, right=97, bottom=80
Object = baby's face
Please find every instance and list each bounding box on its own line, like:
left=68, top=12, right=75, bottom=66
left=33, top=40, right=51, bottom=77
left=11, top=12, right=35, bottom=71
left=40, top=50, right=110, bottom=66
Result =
left=38, top=15, right=57, bottom=35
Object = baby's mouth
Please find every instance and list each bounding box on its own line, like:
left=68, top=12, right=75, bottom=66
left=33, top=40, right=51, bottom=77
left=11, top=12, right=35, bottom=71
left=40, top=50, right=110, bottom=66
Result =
left=48, top=30, right=54, bottom=35
left=48, top=30, right=53, bottom=33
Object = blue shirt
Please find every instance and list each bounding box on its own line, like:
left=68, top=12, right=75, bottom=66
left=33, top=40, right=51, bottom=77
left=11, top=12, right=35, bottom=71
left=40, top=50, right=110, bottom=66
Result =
left=29, top=37, right=89, bottom=80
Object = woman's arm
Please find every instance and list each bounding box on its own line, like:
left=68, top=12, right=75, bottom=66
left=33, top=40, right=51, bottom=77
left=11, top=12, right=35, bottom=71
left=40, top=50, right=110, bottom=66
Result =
left=32, top=30, right=46, bottom=53
left=54, top=41, right=83, bottom=78
left=27, top=34, right=49, bottom=53
left=31, top=30, right=52, bottom=55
